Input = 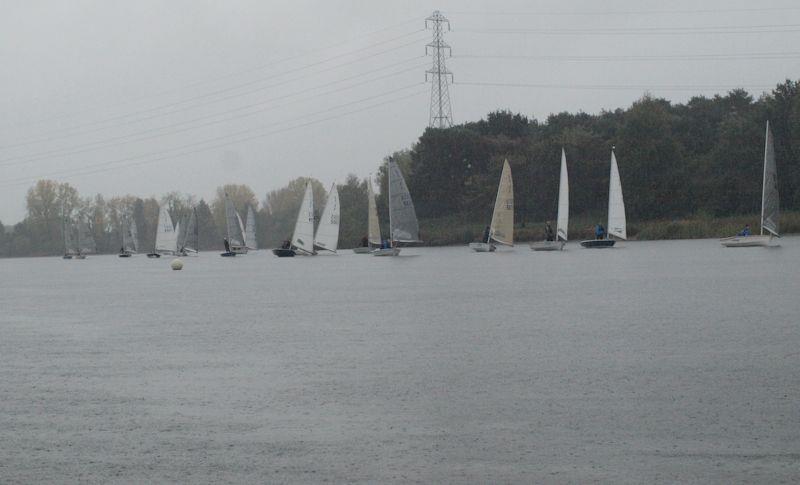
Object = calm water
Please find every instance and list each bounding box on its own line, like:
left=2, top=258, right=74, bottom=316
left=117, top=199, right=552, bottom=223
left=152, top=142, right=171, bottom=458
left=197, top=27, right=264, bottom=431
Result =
left=1, top=238, right=799, bottom=483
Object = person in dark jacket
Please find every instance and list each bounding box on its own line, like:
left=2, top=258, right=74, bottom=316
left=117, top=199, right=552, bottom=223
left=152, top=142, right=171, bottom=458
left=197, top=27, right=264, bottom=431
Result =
left=544, top=221, right=555, bottom=241
left=223, top=237, right=230, bottom=252
left=281, top=240, right=291, bottom=249
left=738, top=224, right=751, bottom=236
left=360, top=235, right=369, bottom=247
left=595, top=223, right=606, bottom=240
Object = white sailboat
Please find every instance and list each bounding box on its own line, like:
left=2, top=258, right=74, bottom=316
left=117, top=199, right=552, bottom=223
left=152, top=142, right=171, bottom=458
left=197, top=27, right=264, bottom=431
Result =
left=721, top=121, right=780, bottom=247
left=470, top=159, right=514, bottom=252
left=244, top=205, right=258, bottom=250
left=119, top=215, right=138, bottom=257
left=76, top=217, right=95, bottom=259
left=531, top=149, right=568, bottom=251
left=581, top=148, right=626, bottom=248
left=62, top=214, right=77, bottom=259
left=314, top=183, right=340, bottom=253
left=148, top=205, right=178, bottom=258
left=273, top=181, right=316, bottom=257
left=221, top=193, right=247, bottom=256
left=353, top=180, right=381, bottom=254
left=374, top=159, right=420, bottom=256
left=178, top=207, right=199, bottom=256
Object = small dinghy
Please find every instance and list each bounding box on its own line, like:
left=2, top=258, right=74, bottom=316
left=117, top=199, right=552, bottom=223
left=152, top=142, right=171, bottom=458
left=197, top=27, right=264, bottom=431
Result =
left=273, top=182, right=316, bottom=257
left=177, top=207, right=199, bottom=257
left=148, top=205, right=178, bottom=258
left=353, top=180, right=382, bottom=254
left=374, top=158, right=421, bottom=256
left=314, top=184, right=340, bottom=254
left=118, top=215, right=138, bottom=258
left=532, top=149, right=569, bottom=251
left=221, top=193, right=248, bottom=257
left=470, top=160, right=513, bottom=253
left=721, top=121, right=780, bottom=248
left=581, top=148, right=627, bottom=248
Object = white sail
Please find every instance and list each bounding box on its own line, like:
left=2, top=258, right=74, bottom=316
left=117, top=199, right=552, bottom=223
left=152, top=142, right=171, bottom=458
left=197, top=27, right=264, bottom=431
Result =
left=556, top=149, right=569, bottom=242
left=224, top=193, right=244, bottom=248
left=607, top=150, right=627, bottom=240
left=154, top=205, right=178, bottom=253
left=315, top=184, right=340, bottom=252
left=63, top=217, right=77, bottom=255
left=244, top=205, right=257, bottom=250
left=761, top=121, right=779, bottom=236
left=489, top=159, right=514, bottom=246
left=367, top=181, right=381, bottom=246
left=292, top=182, right=316, bottom=254
left=77, top=219, right=96, bottom=254
left=122, top=216, right=138, bottom=253
left=388, top=159, right=420, bottom=243
left=179, top=208, right=199, bottom=252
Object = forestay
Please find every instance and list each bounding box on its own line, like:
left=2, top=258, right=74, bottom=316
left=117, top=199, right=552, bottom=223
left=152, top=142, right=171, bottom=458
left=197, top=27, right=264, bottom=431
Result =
left=556, top=149, right=569, bottom=242
left=292, top=182, right=316, bottom=254
left=490, top=159, right=514, bottom=246
left=607, top=150, right=627, bottom=240
left=155, top=205, right=178, bottom=253
left=245, top=205, right=257, bottom=250
left=315, top=184, right=340, bottom=252
left=367, top=182, right=382, bottom=246
left=224, top=193, right=244, bottom=247
left=388, top=160, right=420, bottom=243
left=761, top=121, right=779, bottom=236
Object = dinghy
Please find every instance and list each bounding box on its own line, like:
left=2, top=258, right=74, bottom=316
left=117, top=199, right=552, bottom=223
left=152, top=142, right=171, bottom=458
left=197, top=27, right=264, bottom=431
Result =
left=75, top=218, right=96, bottom=259
left=273, top=182, right=316, bottom=257
left=148, top=205, right=178, bottom=258
left=314, top=184, right=340, bottom=253
left=221, top=193, right=247, bottom=257
left=374, top=159, right=421, bottom=256
left=353, top=180, right=381, bottom=254
left=244, top=205, right=258, bottom=251
left=470, top=159, right=513, bottom=252
left=531, top=149, right=568, bottom=251
left=177, top=207, right=199, bottom=256
left=720, top=121, right=779, bottom=247
left=62, top=212, right=76, bottom=259
left=119, top=215, right=138, bottom=257
left=581, top=149, right=626, bottom=248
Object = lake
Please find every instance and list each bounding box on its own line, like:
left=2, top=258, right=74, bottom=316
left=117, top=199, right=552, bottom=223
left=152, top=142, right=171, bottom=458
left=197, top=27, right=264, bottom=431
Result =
left=1, top=238, right=798, bottom=483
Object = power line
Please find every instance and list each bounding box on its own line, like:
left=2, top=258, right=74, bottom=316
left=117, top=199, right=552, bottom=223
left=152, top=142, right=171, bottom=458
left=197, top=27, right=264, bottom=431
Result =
left=457, top=24, right=800, bottom=36
left=448, top=7, right=800, bottom=16
left=454, top=52, right=800, bottom=62
left=455, top=81, right=775, bottom=91
left=0, top=88, right=428, bottom=188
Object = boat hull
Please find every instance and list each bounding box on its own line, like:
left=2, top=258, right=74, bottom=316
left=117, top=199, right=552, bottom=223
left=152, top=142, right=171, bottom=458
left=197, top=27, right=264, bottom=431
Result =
left=220, top=251, right=237, bottom=257
left=272, top=248, right=296, bottom=257
left=146, top=253, right=161, bottom=258
left=352, top=247, right=373, bottom=254
left=530, top=240, right=565, bottom=251
left=580, top=239, right=616, bottom=248
left=720, top=235, right=773, bottom=247
left=372, top=248, right=400, bottom=257
left=62, top=255, right=73, bottom=260
left=74, top=254, right=86, bottom=260
left=118, top=252, right=133, bottom=258
left=468, top=242, right=496, bottom=252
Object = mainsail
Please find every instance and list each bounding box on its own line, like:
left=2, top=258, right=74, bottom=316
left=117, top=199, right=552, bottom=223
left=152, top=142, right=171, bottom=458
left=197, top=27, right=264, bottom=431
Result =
left=122, top=216, right=138, bottom=253
left=63, top=216, right=77, bottom=255
left=244, top=205, right=257, bottom=250
left=77, top=219, right=96, bottom=254
left=292, top=182, right=316, bottom=254
left=367, top=181, right=382, bottom=246
left=178, top=208, right=199, bottom=252
left=154, top=205, right=178, bottom=254
left=224, top=193, right=244, bottom=247
left=314, top=184, right=340, bottom=252
left=489, top=159, right=514, bottom=246
left=556, top=149, right=569, bottom=242
left=388, top=159, right=420, bottom=243
left=761, top=121, right=779, bottom=236
left=607, top=150, right=627, bottom=240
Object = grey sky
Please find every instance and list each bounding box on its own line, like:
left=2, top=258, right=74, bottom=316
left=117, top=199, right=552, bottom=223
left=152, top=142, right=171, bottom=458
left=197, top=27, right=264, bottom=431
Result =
left=1, top=0, right=798, bottom=223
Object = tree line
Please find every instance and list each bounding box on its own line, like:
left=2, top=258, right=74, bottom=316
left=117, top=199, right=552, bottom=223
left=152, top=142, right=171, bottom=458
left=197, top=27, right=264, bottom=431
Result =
left=1, top=79, right=798, bottom=256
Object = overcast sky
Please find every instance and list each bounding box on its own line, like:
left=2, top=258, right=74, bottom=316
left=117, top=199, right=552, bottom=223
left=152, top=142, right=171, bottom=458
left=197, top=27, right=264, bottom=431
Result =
left=1, top=0, right=798, bottom=223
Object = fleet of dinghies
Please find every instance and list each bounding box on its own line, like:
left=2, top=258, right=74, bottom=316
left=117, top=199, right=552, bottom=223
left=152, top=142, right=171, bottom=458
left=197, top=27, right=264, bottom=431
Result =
left=68, top=125, right=784, bottom=260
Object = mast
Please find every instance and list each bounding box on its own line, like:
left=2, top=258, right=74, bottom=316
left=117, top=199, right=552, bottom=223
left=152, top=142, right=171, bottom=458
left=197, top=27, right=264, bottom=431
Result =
left=387, top=159, right=393, bottom=247
left=760, top=121, right=769, bottom=236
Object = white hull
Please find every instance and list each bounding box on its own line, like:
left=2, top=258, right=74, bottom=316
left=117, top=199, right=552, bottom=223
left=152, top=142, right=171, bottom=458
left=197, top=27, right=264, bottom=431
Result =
left=372, top=247, right=401, bottom=257
left=720, top=235, right=774, bottom=247
left=530, top=240, right=565, bottom=251
left=352, top=247, right=373, bottom=254
left=469, top=242, right=496, bottom=252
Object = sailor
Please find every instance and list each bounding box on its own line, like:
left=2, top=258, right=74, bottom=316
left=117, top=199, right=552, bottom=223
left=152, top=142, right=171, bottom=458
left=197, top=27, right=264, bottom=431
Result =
left=738, top=224, right=751, bottom=237
left=360, top=235, right=369, bottom=247
left=223, top=237, right=230, bottom=252
left=544, top=221, right=555, bottom=241
left=281, top=240, right=291, bottom=249
left=595, top=223, right=606, bottom=240
left=483, top=225, right=491, bottom=243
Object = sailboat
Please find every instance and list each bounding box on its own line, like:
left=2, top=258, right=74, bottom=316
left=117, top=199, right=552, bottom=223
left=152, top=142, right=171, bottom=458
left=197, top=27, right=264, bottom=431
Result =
left=273, top=181, right=316, bottom=257
left=470, top=159, right=514, bottom=252
left=314, top=184, right=340, bottom=253
left=221, top=193, right=247, bottom=256
left=148, top=205, right=178, bottom=258
left=178, top=207, right=199, bottom=256
left=353, top=180, right=381, bottom=254
left=62, top=214, right=77, bottom=260
left=75, top=218, right=96, bottom=259
left=721, top=121, right=780, bottom=247
left=581, top=148, right=626, bottom=248
left=374, top=159, right=421, bottom=256
left=119, top=215, right=138, bottom=257
left=244, top=205, right=258, bottom=251
left=531, top=149, right=569, bottom=251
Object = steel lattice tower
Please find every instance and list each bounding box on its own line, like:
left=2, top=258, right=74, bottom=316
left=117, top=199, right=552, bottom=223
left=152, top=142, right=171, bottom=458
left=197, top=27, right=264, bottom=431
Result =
left=425, top=10, right=453, bottom=128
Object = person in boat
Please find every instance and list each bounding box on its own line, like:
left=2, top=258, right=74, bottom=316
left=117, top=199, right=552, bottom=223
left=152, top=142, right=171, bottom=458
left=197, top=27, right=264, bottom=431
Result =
left=360, top=235, right=369, bottom=247
left=119, top=246, right=125, bottom=254
left=380, top=239, right=389, bottom=249
left=738, top=224, right=751, bottom=237
left=223, top=237, right=230, bottom=252
left=281, top=240, right=291, bottom=249
left=595, top=223, right=606, bottom=240
left=483, top=226, right=491, bottom=243
left=544, top=221, right=555, bottom=241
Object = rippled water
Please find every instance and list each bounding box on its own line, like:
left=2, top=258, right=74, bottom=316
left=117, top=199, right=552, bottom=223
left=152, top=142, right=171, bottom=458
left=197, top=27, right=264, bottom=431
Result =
left=1, top=238, right=799, bottom=483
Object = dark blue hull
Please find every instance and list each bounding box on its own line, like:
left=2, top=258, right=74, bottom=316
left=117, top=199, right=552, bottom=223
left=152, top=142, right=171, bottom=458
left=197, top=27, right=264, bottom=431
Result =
left=580, top=239, right=616, bottom=248
left=272, top=248, right=296, bottom=257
